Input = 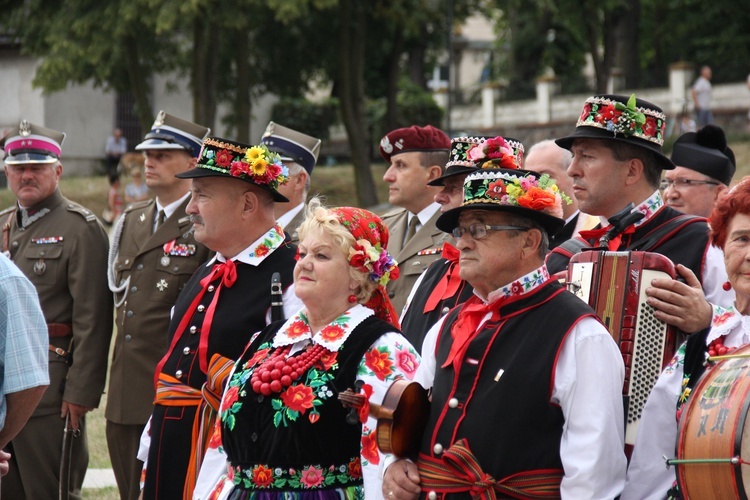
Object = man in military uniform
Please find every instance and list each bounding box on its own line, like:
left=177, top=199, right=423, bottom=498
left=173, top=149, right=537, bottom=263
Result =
left=379, top=125, right=451, bottom=314
left=261, top=121, right=321, bottom=244
left=140, top=136, right=303, bottom=499
left=106, top=111, right=211, bottom=500
left=399, top=136, right=524, bottom=352
left=0, top=121, right=112, bottom=499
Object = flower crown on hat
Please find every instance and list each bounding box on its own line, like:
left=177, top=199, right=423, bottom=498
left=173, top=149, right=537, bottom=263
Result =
left=578, top=94, right=666, bottom=146
left=464, top=170, right=570, bottom=218
left=466, top=136, right=524, bottom=170
left=348, top=240, right=399, bottom=286
left=199, top=139, right=289, bottom=190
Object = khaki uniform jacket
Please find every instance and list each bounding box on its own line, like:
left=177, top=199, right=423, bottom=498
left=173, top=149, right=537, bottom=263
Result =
left=106, top=198, right=212, bottom=425
left=285, top=209, right=305, bottom=245
left=382, top=207, right=449, bottom=315
left=2, top=189, right=112, bottom=414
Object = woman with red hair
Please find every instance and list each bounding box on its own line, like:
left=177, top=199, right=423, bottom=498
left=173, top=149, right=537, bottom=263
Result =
left=623, top=177, right=750, bottom=499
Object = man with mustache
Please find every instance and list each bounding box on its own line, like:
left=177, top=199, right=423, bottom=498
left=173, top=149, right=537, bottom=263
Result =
left=545, top=94, right=733, bottom=335
left=106, top=111, right=212, bottom=500
left=0, top=121, right=112, bottom=499
left=139, top=136, right=303, bottom=499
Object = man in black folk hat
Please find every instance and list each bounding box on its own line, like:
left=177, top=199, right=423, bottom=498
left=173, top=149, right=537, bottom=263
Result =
left=139, top=137, right=303, bottom=499
left=663, top=124, right=735, bottom=218
left=106, top=111, right=212, bottom=500
left=261, top=122, right=321, bottom=244
left=0, top=121, right=112, bottom=499
left=399, top=135, right=525, bottom=352
left=383, top=168, right=627, bottom=499
left=545, top=94, right=733, bottom=334
left=380, top=125, right=452, bottom=314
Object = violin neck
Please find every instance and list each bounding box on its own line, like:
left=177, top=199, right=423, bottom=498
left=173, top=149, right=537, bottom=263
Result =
left=337, top=390, right=382, bottom=418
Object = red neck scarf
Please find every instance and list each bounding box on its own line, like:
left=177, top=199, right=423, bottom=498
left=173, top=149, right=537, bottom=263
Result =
left=424, top=243, right=462, bottom=313
left=442, top=295, right=500, bottom=369
left=578, top=224, right=637, bottom=251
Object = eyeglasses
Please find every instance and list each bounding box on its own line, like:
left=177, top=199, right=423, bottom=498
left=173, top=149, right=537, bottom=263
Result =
left=660, top=178, right=720, bottom=190
left=451, top=223, right=528, bottom=240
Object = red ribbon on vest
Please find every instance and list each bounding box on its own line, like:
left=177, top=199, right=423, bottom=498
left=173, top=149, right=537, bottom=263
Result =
left=442, top=295, right=499, bottom=369
left=577, top=224, right=637, bottom=251
left=154, top=259, right=238, bottom=387
left=424, top=243, right=462, bottom=313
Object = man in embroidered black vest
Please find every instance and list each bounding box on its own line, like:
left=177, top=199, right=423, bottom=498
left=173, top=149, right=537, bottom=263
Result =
left=139, top=137, right=303, bottom=499
left=399, top=136, right=524, bottom=353
left=106, top=111, right=212, bottom=500
left=545, top=94, right=733, bottom=334
left=0, top=121, right=112, bottom=499
left=383, top=168, right=627, bottom=499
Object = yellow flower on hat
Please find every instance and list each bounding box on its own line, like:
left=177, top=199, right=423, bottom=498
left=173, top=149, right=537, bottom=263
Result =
left=245, top=146, right=265, bottom=164
left=251, top=157, right=268, bottom=176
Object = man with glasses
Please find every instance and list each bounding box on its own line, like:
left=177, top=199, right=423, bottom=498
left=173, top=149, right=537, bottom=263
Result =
left=383, top=168, right=627, bottom=499
left=0, top=121, right=112, bottom=499
left=662, top=124, right=735, bottom=218
left=399, top=135, right=523, bottom=352
left=546, top=94, right=733, bottom=335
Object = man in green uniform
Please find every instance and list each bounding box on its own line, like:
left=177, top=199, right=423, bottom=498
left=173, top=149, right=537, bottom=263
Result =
left=106, top=111, right=211, bottom=500
left=0, top=120, right=112, bottom=499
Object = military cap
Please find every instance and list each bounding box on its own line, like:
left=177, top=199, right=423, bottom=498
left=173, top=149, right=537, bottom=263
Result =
left=0, top=120, right=66, bottom=165
left=260, top=122, right=321, bottom=175
left=379, top=125, right=450, bottom=163
left=135, top=110, right=210, bottom=158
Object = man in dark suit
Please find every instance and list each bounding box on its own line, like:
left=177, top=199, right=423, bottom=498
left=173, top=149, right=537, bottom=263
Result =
left=106, top=111, right=212, bottom=500
left=260, top=122, right=321, bottom=244
left=379, top=125, right=451, bottom=314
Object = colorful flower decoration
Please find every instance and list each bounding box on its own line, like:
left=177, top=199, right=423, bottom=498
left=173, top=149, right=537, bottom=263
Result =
left=464, top=170, right=571, bottom=219
left=198, top=139, right=290, bottom=190
left=578, top=94, right=665, bottom=145
left=466, top=136, right=524, bottom=170
left=347, top=239, right=399, bottom=286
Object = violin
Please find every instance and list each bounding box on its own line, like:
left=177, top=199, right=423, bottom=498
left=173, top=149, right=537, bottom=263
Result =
left=339, top=378, right=430, bottom=458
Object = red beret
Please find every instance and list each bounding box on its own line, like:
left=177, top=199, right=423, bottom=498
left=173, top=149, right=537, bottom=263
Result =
left=379, top=125, right=450, bottom=162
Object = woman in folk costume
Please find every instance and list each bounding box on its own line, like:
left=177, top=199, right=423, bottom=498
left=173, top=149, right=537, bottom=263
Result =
left=623, top=177, right=750, bottom=498
left=194, top=198, right=420, bottom=499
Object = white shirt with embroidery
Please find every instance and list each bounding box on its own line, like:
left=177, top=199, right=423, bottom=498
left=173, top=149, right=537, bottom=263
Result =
left=193, top=304, right=420, bottom=499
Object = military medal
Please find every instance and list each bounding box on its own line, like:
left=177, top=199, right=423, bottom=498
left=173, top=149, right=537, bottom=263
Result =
left=161, top=255, right=171, bottom=267
left=161, top=239, right=176, bottom=267
left=156, top=279, right=168, bottom=292
left=33, top=258, right=46, bottom=275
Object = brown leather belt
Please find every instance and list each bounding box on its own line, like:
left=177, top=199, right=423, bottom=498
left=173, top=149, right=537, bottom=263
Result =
left=48, top=323, right=72, bottom=338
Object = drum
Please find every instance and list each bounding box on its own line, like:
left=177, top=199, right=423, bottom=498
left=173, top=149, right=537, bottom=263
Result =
left=676, top=344, right=750, bottom=498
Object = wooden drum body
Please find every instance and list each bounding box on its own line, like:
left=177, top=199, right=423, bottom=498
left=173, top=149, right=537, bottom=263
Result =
left=567, top=250, right=677, bottom=447
left=677, top=344, right=750, bottom=498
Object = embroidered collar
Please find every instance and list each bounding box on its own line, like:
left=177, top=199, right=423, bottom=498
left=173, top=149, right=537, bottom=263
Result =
left=208, top=224, right=286, bottom=266
left=599, top=190, right=664, bottom=229
left=272, top=304, right=374, bottom=352
left=483, top=264, right=550, bottom=304
left=706, top=303, right=750, bottom=346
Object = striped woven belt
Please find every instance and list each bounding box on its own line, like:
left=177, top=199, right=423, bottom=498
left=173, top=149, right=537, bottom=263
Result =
left=416, top=439, right=563, bottom=499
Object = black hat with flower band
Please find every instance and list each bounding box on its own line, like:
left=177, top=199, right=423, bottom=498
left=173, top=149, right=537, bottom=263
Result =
left=176, top=137, right=290, bottom=202
left=555, top=94, right=675, bottom=170
left=428, top=135, right=525, bottom=186
left=436, top=168, right=568, bottom=236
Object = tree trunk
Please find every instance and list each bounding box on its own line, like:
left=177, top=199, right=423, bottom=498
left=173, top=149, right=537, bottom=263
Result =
left=613, top=0, right=641, bottom=89
left=385, top=27, right=404, bottom=132
left=337, top=0, right=378, bottom=207
left=123, top=34, right=152, bottom=131
left=235, top=30, right=251, bottom=143
left=192, top=9, right=219, bottom=129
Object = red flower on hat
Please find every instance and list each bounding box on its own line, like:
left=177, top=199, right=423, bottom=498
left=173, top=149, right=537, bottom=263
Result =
left=595, top=104, right=619, bottom=124
left=642, top=116, right=657, bottom=138
left=580, top=103, right=592, bottom=122
left=230, top=161, right=249, bottom=177
left=516, top=187, right=556, bottom=211
left=486, top=179, right=507, bottom=199
left=215, top=149, right=234, bottom=168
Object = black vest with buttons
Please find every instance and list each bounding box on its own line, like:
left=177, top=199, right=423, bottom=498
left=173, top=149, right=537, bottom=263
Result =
left=400, top=257, right=474, bottom=354
left=143, top=243, right=296, bottom=500
left=420, top=280, right=595, bottom=495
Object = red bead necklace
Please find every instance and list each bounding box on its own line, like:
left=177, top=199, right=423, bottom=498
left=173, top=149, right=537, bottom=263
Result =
left=250, top=343, right=329, bottom=396
left=708, top=334, right=736, bottom=357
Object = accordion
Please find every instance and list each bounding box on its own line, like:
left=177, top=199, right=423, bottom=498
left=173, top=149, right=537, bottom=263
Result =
left=566, top=250, right=677, bottom=448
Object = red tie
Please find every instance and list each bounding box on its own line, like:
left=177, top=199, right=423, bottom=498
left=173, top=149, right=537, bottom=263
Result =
left=578, top=224, right=637, bottom=251
left=154, top=260, right=238, bottom=386
left=424, top=243, right=462, bottom=313
left=442, top=295, right=500, bottom=369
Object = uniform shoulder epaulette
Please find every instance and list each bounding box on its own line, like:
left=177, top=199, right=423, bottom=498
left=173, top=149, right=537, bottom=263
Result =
left=65, top=201, right=98, bottom=222
left=381, top=206, right=406, bottom=219
left=0, top=206, right=17, bottom=217
left=123, top=199, right=153, bottom=214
